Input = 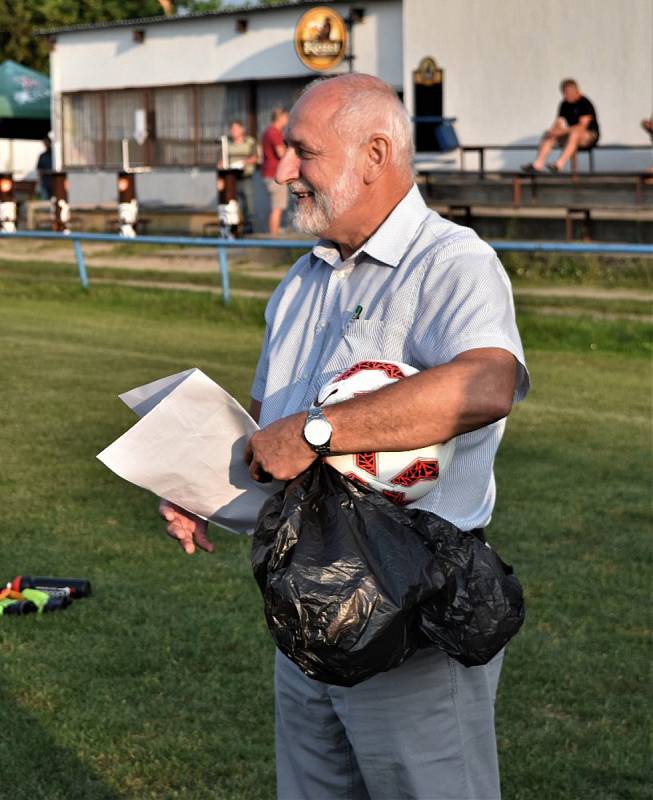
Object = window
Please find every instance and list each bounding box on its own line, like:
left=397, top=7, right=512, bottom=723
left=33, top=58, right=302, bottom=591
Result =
left=62, top=93, right=102, bottom=167
left=197, top=84, right=249, bottom=165
left=153, top=86, right=195, bottom=166
left=61, top=81, right=278, bottom=169
left=105, top=90, right=147, bottom=168
left=256, top=79, right=308, bottom=137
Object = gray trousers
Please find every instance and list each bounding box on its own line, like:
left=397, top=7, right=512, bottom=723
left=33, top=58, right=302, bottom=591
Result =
left=275, top=647, right=504, bottom=800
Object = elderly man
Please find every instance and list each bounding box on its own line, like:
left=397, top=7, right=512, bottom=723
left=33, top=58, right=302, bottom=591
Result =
left=161, top=74, right=529, bottom=800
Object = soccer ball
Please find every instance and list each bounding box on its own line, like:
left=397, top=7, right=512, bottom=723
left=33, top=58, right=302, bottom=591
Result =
left=315, top=360, right=455, bottom=505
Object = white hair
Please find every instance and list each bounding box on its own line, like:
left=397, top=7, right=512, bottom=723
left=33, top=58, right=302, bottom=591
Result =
left=300, top=74, right=414, bottom=182
left=290, top=155, right=360, bottom=235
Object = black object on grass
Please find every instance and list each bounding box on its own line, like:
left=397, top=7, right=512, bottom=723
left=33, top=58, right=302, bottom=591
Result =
left=10, top=576, right=92, bottom=599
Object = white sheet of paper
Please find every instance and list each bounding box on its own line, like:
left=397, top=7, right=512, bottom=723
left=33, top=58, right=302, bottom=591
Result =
left=97, top=368, right=280, bottom=534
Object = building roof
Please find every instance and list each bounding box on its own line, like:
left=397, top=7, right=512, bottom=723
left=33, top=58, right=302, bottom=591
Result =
left=38, top=1, right=347, bottom=36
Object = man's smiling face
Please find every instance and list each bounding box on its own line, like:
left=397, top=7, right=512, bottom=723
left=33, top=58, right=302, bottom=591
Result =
left=276, top=91, right=364, bottom=239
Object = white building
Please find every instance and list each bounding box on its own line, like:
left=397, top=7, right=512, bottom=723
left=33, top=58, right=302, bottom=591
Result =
left=44, top=0, right=652, bottom=210
left=402, top=0, right=652, bottom=158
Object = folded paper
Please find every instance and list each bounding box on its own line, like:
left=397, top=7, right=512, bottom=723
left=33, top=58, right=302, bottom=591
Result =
left=97, top=369, right=280, bottom=534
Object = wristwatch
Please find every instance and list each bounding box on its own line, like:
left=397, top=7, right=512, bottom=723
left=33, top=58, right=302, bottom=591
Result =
left=303, top=406, right=333, bottom=456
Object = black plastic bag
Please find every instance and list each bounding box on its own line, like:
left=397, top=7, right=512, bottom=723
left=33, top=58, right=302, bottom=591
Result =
left=252, top=462, right=525, bottom=687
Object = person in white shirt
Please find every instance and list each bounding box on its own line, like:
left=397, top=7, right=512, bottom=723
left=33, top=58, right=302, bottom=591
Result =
left=161, top=73, right=529, bottom=800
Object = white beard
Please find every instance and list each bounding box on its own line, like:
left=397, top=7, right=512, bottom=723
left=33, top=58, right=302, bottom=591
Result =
left=291, top=169, right=361, bottom=236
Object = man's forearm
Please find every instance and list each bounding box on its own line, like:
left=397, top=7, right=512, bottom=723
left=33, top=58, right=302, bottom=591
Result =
left=324, top=349, right=517, bottom=454
left=245, top=349, right=518, bottom=483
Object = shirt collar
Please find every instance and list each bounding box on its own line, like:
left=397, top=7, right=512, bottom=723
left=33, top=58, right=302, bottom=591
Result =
left=310, top=184, right=430, bottom=269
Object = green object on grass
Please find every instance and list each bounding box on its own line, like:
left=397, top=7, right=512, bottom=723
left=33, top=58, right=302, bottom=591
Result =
left=0, top=598, right=14, bottom=615
left=21, top=587, right=50, bottom=613
left=0, top=597, right=35, bottom=615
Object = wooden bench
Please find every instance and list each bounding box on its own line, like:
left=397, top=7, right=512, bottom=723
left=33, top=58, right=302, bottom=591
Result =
left=510, top=171, right=652, bottom=207
left=415, top=169, right=653, bottom=240
left=431, top=202, right=653, bottom=242
left=459, top=144, right=651, bottom=175
left=418, top=170, right=652, bottom=206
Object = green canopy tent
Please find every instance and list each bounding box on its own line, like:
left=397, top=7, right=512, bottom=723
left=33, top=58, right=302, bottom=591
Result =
left=0, top=60, right=51, bottom=140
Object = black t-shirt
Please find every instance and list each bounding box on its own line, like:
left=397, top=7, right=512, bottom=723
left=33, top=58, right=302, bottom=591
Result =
left=558, top=96, right=600, bottom=137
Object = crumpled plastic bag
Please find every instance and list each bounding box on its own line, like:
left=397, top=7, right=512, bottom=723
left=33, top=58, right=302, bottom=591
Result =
left=251, top=462, right=525, bottom=687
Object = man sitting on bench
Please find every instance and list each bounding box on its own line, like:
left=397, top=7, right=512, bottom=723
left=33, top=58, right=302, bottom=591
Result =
left=523, top=79, right=600, bottom=173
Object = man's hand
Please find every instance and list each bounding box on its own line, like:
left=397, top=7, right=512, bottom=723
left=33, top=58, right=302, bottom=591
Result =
left=158, top=500, right=214, bottom=555
left=245, top=412, right=316, bottom=482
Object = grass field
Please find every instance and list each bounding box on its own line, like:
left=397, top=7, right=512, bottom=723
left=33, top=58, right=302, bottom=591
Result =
left=0, top=261, right=651, bottom=800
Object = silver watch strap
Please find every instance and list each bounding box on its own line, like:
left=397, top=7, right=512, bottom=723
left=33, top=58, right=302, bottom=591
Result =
left=304, top=406, right=332, bottom=456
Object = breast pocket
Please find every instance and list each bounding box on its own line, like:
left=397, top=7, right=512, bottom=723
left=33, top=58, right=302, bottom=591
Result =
left=321, top=318, right=409, bottom=378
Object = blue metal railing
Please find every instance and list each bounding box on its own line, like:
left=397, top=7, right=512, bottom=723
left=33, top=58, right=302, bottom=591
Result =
left=0, top=231, right=310, bottom=301
left=1, top=230, right=651, bottom=300
left=487, top=241, right=653, bottom=255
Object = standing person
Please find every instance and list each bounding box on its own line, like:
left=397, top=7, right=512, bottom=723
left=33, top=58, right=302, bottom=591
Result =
left=36, top=136, right=53, bottom=199
left=523, top=78, right=600, bottom=173
left=160, top=74, right=529, bottom=800
left=261, top=108, right=288, bottom=235
left=226, top=119, right=258, bottom=232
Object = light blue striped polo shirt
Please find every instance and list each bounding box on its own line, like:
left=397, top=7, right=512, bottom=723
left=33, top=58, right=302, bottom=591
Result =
left=251, top=184, right=529, bottom=530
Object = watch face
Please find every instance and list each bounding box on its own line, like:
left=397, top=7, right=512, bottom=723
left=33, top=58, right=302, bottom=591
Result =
left=305, top=417, right=332, bottom=446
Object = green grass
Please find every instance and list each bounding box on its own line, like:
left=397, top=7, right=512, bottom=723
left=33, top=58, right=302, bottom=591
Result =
left=0, top=275, right=650, bottom=799
left=0, top=258, right=282, bottom=295
left=515, top=293, right=652, bottom=318
left=503, top=252, right=653, bottom=288
left=500, top=252, right=653, bottom=289
left=4, top=257, right=653, bottom=325
left=516, top=312, right=652, bottom=357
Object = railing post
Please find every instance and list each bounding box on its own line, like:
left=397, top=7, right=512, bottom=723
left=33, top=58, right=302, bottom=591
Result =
left=218, top=245, right=230, bottom=303
left=73, top=239, right=89, bottom=289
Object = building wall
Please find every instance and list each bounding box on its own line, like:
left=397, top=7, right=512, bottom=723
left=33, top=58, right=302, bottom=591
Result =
left=403, top=0, right=653, bottom=170
left=49, top=1, right=403, bottom=204
left=66, top=169, right=277, bottom=231
left=0, top=139, right=43, bottom=180
left=50, top=2, right=402, bottom=93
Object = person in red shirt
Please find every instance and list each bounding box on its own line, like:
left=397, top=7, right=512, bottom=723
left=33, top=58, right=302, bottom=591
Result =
left=261, top=108, right=289, bottom=235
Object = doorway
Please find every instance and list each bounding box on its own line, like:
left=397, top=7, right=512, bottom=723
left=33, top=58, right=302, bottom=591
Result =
left=413, top=57, right=443, bottom=152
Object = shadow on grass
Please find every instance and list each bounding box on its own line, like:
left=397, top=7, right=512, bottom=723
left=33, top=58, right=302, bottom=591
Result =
left=0, top=687, right=120, bottom=800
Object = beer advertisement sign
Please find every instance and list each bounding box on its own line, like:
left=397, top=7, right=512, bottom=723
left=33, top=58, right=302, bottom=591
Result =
left=294, top=7, right=348, bottom=71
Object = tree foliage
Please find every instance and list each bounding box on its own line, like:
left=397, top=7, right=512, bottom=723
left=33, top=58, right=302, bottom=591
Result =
left=0, top=0, right=298, bottom=75
left=0, top=0, right=174, bottom=73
